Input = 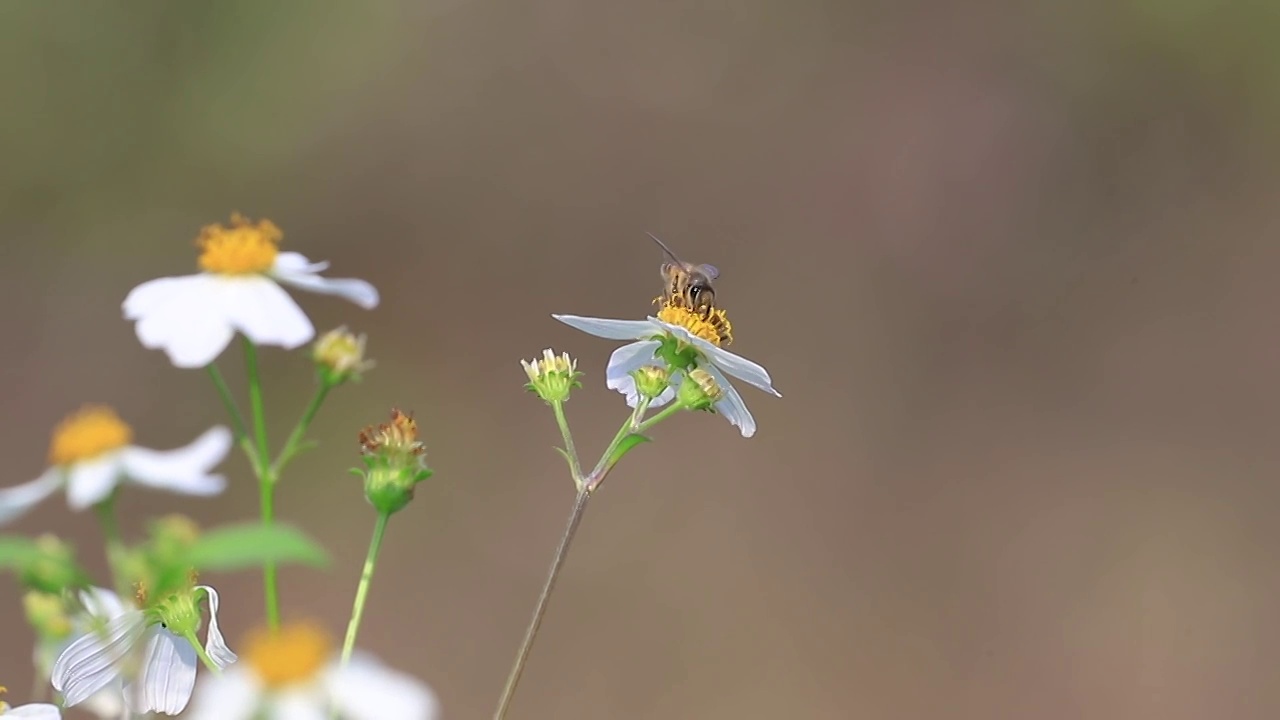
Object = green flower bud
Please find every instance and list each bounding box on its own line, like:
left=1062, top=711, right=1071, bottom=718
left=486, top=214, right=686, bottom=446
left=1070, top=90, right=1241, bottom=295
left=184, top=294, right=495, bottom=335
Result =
left=521, top=348, right=582, bottom=403
left=20, top=535, right=89, bottom=594
left=24, top=590, right=72, bottom=640
left=631, top=365, right=671, bottom=400
left=314, top=326, right=374, bottom=386
left=355, top=409, right=434, bottom=515
left=677, top=368, right=723, bottom=412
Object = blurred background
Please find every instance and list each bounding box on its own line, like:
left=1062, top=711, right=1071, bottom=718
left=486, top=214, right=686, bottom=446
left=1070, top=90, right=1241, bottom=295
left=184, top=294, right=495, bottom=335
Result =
left=2, top=1, right=1280, bottom=718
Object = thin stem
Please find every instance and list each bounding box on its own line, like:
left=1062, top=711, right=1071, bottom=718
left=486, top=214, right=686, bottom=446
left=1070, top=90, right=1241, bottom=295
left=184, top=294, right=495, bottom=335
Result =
left=205, top=364, right=249, bottom=442
left=493, top=490, right=591, bottom=720
left=550, top=400, right=582, bottom=482
left=242, top=337, right=280, bottom=631
left=185, top=631, right=222, bottom=673
left=341, top=511, right=391, bottom=664
left=92, top=494, right=130, bottom=600
left=634, top=400, right=685, bottom=435
left=270, top=381, right=332, bottom=477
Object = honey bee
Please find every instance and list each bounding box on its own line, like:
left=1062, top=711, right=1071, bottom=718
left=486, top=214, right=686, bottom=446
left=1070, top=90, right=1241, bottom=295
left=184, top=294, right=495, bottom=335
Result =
left=647, top=232, right=720, bottom=315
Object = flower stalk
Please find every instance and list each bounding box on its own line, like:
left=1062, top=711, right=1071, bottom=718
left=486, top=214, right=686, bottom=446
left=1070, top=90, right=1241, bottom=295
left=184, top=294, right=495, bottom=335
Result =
left=341, top=510, right=390, bottom=664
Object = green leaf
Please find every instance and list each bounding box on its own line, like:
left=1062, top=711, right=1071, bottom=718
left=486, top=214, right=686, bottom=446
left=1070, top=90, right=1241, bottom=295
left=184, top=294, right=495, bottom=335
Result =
left=185, top=523, right=329, bottom=572
left=605, top=433, right=651, bottom=470
left=0, top=535, right=42, bottom=571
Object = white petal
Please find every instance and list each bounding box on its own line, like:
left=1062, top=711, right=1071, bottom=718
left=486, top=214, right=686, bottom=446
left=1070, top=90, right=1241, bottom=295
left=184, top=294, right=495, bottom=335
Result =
left=79, top=588, right=128, bottom=619
left=183, top=667, right=263, bottom=720
left=198, top=585, right=237, bottom=667
left=0, top=468, right=63, bottom=526
left=552, top=314, right=659, bottom=340
left=650, top=318, right=781, bottom=397
left=65, top=456, right=124, bottom=511
left=5, top=703, right=63, bottom=719
left=126, top=275, right=238, bottom=368
left=119, top=426, right=231, bottom=481
left=123, top=628, right=197, bottom=715
left=604, top=341, right=675, bottom=408
left=327, top=654, right=440, bottom=720
left=52, top=610, right=148, bottom=707
left=272, top=692, right=328, bottom=720
left=702, top=364, right=757, bottom=438
left=274, top=252, right=330, bottom=274
left=272, top=254, right=379, bottom=310
left=81, top=680, right=126, bottom=719
left=217, top=276, right=315, bottom=350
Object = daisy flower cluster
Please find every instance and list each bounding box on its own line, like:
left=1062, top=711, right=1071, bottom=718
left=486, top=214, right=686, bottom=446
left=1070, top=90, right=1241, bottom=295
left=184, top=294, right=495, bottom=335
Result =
left=0, top=215, right=435, bottom=719
left=0, top=215, right=779, bottom=719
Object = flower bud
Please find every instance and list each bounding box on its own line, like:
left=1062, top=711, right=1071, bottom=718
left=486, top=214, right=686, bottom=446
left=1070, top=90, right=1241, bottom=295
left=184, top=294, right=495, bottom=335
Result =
left=21, top=535, right=89, bottom=594
left=314, top=326, right=374, bottom=385
left=631, top=365, right=671, bottom=400
left=521, top=348, right=582, bottom=403
left=356, top=409, right=434, bottom=515
left=677, top=368, right=723, bottom=411
left=24, top=590, right=72, bottom=640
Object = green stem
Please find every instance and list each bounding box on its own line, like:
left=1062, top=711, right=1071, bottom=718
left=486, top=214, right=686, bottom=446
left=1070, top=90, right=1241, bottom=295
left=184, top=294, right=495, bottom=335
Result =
left=493, top=490, right=590, bottom=720
left=205, top=363, right=249, bottom=441
left=270, top=381, right=331, bottom=477
left=185, top=631, right=222, bottom=673
left=341, top=511, right=390, bottom=664
left=550, top=400, right=582, bottom=483
left=242, top=338, right=279, bottom=631
left=92, top=494, right=130, bottom=600
left=634, top=400, right=685, bottom=435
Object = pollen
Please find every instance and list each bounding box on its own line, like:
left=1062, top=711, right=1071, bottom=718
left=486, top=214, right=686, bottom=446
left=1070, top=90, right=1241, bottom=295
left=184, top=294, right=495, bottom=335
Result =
left=195, top=212, right=283, bottom=275
left=48, top=405, right=133, bottom=466
left=245, top=622, right=332, bottom=688
left=655, top=299, right=734, bottom=347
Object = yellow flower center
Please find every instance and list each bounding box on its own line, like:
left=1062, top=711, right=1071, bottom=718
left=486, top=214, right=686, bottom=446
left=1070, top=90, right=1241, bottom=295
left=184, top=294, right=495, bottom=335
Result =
left=48, top=405, right=133, bottom=466
left=245, top=622, right=332, bottom=689
left=196, top=212, right=282, bottom=275
left=655, top=299, right=734, bottom=347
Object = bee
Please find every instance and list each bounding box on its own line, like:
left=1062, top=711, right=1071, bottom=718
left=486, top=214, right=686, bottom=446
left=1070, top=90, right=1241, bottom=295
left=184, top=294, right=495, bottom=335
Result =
left=647, top=232, right=720, bottom=316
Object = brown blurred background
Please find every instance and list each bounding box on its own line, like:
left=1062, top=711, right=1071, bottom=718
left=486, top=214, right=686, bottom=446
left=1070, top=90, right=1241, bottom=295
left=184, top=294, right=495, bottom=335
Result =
left=3, top=1, right=1280, bottom=718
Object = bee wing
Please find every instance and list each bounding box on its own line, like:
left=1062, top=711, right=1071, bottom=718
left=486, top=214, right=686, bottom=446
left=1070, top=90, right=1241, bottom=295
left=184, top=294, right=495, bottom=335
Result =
left=697, top=264, right=720, bottom=280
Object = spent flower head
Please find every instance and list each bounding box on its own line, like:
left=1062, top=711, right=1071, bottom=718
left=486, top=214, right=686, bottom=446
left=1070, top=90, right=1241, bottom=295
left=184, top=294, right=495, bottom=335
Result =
left=521, top=348, right=582, bottom=403
left=355, top=410, right=433, bottom=515
left=314, top=326, right=374, bottom=386
left=122, top=213, right=379, bottom=368
left=0, top=405, right=230, bottom=527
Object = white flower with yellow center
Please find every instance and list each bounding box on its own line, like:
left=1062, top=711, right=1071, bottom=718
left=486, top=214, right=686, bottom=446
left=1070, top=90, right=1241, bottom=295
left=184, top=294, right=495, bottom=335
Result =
left=553, top=301, right=779, bottom=437
left=0, top=687, right=60, bottom=719
left=123, top=213, right=380, bottom=368
left=52, top=585, right=235, bottom=716
left=185, top=623, right=439, bottom=720
left=0, top=406, right=231, bottom=526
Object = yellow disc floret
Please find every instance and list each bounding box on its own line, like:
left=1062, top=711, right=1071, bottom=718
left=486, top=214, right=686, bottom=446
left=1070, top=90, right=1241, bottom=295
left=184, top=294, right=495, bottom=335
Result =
left=48, top=405, right=133, bottom=466
left=655, top=299, right=734, bottom=347
left=196, top=212, right=282, bottom=275
left=245, top=622, right=332, bottom=688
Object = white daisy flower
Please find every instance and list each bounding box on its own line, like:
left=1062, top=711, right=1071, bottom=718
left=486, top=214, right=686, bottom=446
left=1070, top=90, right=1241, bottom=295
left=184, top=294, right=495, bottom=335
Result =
left=553, top=306, right=779, bottom=437
left=122, top=213, right=380, bottom=368
left=52, top=585, right=235, bottom=716
left=185, top=622, right=439, bottom=720
left=0, top=405, right=231, bottom=526
left=33, top=588, right=130, bottom=719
